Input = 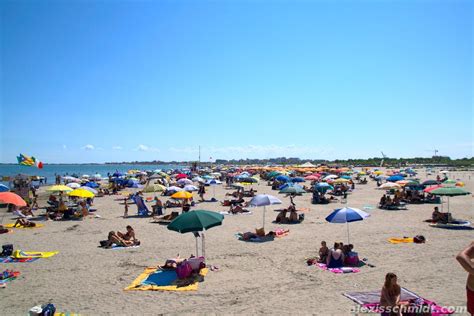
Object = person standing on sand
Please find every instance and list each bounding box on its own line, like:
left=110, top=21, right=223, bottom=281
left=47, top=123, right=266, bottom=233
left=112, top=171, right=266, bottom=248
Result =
left=456, top=242, right=474, bottom=315
left=123, top=198, right=129, bottom=218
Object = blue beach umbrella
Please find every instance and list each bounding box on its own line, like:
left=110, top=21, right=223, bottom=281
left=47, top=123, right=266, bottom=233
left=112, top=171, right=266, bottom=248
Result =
left=325, top=207, right=370, bottom=243
left=276, top=175, right=290, bottom=182
left=0, top=184, right=9, bottom=192
left=291, top=177, right=305, bottom=183
left=315, top=182, right=334, bottom=193
left=387, top=175, right=404, bottom=182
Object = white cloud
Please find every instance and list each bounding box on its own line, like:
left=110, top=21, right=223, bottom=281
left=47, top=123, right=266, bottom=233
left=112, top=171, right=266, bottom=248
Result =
left=82, top=144, right=95, bottom=151
left=112, top=146, right=123, bottom=150
left=135, top=144, right=159, bottom=152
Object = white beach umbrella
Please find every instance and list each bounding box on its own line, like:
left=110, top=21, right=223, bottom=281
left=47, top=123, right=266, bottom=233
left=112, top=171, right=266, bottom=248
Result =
left=184, top=185, right=198, bottom=192
left=66, top=183, right=80, bottom=189
left=249, top=194, right=282, bottom=230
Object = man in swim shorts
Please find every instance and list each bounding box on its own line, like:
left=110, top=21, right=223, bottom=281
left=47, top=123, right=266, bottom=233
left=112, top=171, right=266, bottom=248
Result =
left=457, top=242, right=474, bottom=315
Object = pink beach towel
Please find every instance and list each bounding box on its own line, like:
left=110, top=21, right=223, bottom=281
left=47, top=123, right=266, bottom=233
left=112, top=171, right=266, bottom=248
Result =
left=317, top=263, right=360, bottom=274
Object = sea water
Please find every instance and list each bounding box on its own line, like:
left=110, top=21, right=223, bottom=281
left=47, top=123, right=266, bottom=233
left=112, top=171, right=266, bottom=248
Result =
left=0, top=163, right=184, bottom=186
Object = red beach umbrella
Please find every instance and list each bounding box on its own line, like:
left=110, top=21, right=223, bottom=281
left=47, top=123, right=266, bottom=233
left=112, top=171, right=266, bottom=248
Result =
left=0, top=192, right=27, bottom=207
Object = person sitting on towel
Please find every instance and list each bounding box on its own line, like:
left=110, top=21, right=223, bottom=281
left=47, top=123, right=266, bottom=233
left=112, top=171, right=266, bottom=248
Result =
left=327, top=242, right=345, bottom=268
left=230, top=204, right=244, bottom=214
left=380, top=273, right=404, bottom=315
left=13, top=218, right=36, bottom=228
left=288, top=207, right=298, bottom=223
left=432, top=206, right=451, bottom=223
left=117, top=225, right=137, bottom=243
left=275, top=209, right=288, bottom=223
left=318, top=241, right=329, bottom=263
left=104, top=231, right=134, bottom=248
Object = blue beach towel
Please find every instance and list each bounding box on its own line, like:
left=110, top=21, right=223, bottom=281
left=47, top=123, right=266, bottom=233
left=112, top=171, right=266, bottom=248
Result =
left=142, top=270, right=178, bottom=286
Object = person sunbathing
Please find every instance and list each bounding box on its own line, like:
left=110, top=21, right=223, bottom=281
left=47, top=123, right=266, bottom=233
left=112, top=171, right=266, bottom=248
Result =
left=230, top=204, right=245, bottom=214
left=13, top=218, right=36, bottom=228
left=237, top=231, right=276, bottom=241
left=160, top=255, right=185, bottom=269
left=318, top=241, right=329, bottom=263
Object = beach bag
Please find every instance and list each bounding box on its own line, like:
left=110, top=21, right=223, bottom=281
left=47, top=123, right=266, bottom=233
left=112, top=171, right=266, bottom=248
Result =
left=40, top=303, right=56, bottom=316
left=99, top=240, right=108, bottom=247
left=414, top=235, right=426, bottom=243
left=1, top=244, right=13, bottom=257
left=176, top=260, right=193, bottom=279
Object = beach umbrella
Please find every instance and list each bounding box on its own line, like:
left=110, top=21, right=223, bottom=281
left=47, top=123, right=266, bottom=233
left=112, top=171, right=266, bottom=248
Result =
left=175, top=173, right=188, bottom=180
left=291, top=177, right=305, bottom=183
left=422, top=180, right=439, bottom=186
left=423, top=185, right=443, bottom=193
left=143, top=183, right=166, bottom=193
left=84, top=182, right=99, bottom=188
left=325, top=207, right=370, bottom=244
left=340, top=175, right=352, bottom=180
left=304, top=175, right=319, bottom=181
left=249, top=194, right=282, bottom=230
left=279, top=185, right=306, bottom=195
left=167, top=210, right=224, bottom=257
left=239, top=177, right=258, bottom=184
left=387, top=175, right=404, bottom=182
left=47, top=185, right=73, bottom=192
left=68, top=188, right=95, bottom=198
left=79, top=186, right=98, bottom=194
left=430, top=187, right=470, bottom=216
left=167, top=186, right=184, bottom=193
left=193, top=176, right=205, bottom=183
left=323, top=175, right=338, bottom=181
left=184, top=185, right=198, bottom=192
left=267, top=171, right=281, bottom=179
left=66, top=183, right=80, bottom=189
left=0, top=192, right=27, bottom=207
left=63, top=176, right=81, bottom=182
left=276, top=175, right=290, bottom=182
left=171, top=191, right=193, bottom=199
left=442, top=179, right=457, bottom=185
left=378, top=182, right=401, bottom=190
left=332, top=178, right=350, bottom=184
left=0, top=184, right=9, bottom=192
left=177, top=178, right=193, bottom=185
left=315, top=182, right=334, bottom=193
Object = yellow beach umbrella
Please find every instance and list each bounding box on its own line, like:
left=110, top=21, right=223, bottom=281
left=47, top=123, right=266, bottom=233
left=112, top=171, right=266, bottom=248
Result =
left=171, top=191, right=193, bottom=199
left=47, top=185, right=73, bottom=192
left=333, top=178, right=350, bottom=184
left=68, top=188, right=95, bottom=198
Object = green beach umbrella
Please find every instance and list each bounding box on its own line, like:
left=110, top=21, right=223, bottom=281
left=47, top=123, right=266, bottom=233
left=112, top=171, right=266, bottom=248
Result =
left=430, top=187, right=470, bottom=216
left=167, top=210, right=224, bottom=258
left=279, top=186, right=306, bottom=195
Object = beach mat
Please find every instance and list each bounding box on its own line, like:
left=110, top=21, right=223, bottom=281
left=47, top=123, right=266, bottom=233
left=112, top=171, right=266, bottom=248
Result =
left=12, top=251, right=58, bottom=259
left=343, top=288, right=453, bottom=315
left=0, top=271, right=20, bottom=284
left=316, top=263, right=360, bottom=274
left=3, top=223, right=44, bottom=229
left=0, top=257, right=39, bottom=263
left=110, top=245, right=140, bottom=250
left=124, top=267, right=208, bottom=291
left=388, top=237, right=414, bottom=244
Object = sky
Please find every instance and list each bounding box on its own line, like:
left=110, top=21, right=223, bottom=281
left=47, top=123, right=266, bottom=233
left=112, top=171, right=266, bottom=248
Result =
left=0, top=0, right=472, bottom=163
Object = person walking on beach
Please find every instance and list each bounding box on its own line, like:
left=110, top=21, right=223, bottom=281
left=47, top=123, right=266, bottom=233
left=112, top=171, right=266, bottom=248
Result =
left=198, top=184, right=206, bottom=202
left=456, top=242, right=474, bottom=315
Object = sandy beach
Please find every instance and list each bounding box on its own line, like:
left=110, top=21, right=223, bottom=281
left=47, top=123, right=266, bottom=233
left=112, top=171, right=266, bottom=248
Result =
left=0, top=169, right=472, bottom=315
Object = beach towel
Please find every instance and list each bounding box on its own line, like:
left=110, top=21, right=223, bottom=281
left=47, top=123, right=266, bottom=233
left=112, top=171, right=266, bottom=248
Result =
left=12, top=250, right=58, bottom=259
left=3, top=223, right=44, bottom=229
left=0, top=257, right=39, bottom=263
left=343, top=287, right=453, bottom=315
left=235, top=234, right=275, bottom=243
left=219, top=211, right=253, bottom=216
left=0, top=270, right=20, bottom=284
left=316, top=263, right=360, bottom=274
left=124, top=267, right=208, bottom=291
left=388, top=237, right=414, bottom=244
left=110, top=245, right=140, bottom=250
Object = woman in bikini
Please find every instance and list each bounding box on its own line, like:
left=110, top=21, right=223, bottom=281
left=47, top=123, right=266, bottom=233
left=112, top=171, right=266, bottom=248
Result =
left=327, top=242, right=345, bottom=268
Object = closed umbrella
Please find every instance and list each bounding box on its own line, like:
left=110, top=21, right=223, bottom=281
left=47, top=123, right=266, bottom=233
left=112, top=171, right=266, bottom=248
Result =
left=325, top=207, right=370, bottom=243
left=167, top=210, right=224, bottom=257
left=0, top=192, right=27, bottom=206
left=249, top=194, right=282, bottom=230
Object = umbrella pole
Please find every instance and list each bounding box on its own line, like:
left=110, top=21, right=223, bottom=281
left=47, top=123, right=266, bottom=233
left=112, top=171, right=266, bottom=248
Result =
left=346, top=222, right=350, bottom=244
left=213, top=186, right=215, bottom=199
left=202, top=232, right=206, bottom=259
left=263, top=206, right=266, bottom=231
left=195, top=235, right=199, bottom=257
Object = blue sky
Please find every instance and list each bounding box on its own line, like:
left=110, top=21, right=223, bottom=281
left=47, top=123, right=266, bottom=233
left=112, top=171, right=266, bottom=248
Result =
left=1, top=0, right=472, bottom=163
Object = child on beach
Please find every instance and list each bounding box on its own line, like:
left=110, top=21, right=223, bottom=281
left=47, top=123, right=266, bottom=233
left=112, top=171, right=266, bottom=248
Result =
left=318, top=241, right=329, bottom=263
